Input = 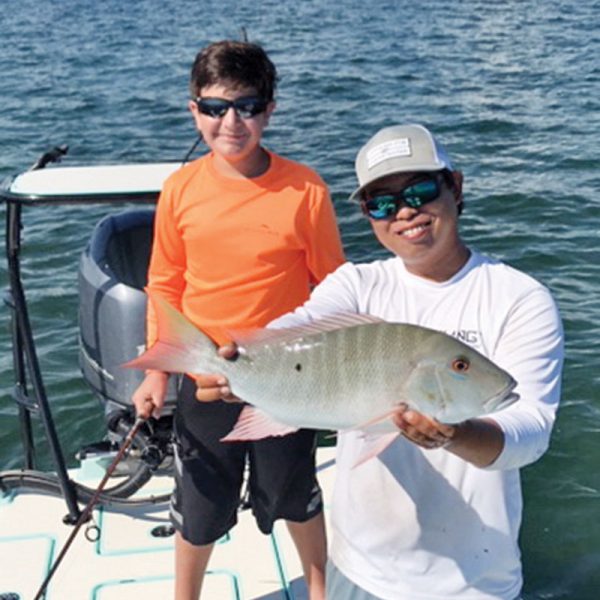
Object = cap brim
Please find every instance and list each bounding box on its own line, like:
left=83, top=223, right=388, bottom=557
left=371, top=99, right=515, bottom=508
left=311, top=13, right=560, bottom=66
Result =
left=347, top=166, right=452, bottom=203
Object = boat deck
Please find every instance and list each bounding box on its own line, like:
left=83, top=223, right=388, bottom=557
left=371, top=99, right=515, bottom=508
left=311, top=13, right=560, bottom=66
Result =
left=0, top=446, right=336, bottom=599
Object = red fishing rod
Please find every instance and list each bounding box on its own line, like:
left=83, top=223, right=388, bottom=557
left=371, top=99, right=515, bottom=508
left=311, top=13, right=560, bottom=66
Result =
left=32, top=416, right=146, bottom=600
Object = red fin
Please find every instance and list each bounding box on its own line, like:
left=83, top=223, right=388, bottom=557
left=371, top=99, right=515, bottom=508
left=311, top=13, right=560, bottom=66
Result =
left=352, top=433, right=400, bottom=468
left=146, top=289, right=208, bottom=349
left=123, top=341, right=197, bottom=374
left=220, top=406, right=299, bottom=442
left=122, top=290, right=216, bottom=373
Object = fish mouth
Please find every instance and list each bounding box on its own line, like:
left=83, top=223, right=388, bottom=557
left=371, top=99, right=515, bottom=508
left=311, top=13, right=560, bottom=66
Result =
left=484, top=381, right=519, bottom=414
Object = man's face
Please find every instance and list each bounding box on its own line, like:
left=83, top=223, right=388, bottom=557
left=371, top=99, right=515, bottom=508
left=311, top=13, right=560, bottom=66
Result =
left=362, top=170, right=465, bottom=280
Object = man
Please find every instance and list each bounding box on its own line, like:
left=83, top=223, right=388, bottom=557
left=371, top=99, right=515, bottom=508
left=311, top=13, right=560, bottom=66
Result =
left=197, top=124, right=564, bottom=599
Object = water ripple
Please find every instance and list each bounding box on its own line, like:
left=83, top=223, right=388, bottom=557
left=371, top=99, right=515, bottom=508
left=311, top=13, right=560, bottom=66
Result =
left=0, top=1, right=599, bottom=596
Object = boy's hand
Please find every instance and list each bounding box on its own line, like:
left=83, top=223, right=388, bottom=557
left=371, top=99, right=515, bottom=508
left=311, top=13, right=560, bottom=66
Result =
left=132, top=370, right=169, bottom=419
left=195, top=343, right=241, bottom=403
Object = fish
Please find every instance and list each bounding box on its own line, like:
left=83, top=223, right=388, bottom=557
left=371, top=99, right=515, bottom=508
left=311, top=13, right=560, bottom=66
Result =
left=126, top=291, right=518, bottom=449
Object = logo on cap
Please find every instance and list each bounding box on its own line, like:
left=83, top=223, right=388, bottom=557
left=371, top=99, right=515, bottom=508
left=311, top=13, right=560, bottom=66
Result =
left=366, top=138, right=412, bottom=170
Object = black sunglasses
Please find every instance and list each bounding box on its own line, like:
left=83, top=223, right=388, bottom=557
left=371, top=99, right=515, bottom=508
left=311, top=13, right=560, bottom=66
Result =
left=361, top=176, right=442, bottom=220
left=195, top=96, right=268, bottom=119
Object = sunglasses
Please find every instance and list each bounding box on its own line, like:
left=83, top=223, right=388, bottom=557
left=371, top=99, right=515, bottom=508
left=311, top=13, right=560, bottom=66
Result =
left=195, top=96, right=268, bottom=119
left=361, top=176, right=442, bottom=220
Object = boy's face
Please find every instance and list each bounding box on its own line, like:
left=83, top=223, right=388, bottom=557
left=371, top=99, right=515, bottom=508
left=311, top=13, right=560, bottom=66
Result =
left=365, top=171, right=466, bottom=281
left=189, top=83, right=275, bottom=167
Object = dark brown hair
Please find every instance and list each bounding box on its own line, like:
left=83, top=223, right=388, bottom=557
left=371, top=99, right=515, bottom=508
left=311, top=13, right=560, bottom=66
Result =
left=190, top=40, right=278, bottom=101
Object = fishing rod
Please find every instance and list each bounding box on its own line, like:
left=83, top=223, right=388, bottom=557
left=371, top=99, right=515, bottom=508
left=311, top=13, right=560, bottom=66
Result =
left=32, top=416, right=146, bottom=600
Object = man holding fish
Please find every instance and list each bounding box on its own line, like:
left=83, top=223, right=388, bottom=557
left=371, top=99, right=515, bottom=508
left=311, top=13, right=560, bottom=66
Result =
left=139, top=124, right=563, bottom=599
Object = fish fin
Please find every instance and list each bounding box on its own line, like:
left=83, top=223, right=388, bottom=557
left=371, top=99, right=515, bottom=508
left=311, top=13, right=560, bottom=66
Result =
left=123, top=289, right=216, bottom=374
left=352, top=433, right=400, bottom=468
left=147, top=289, right=211, bottom=349
left=124, top=340, right=202, bottom=374
left=349, top=407, right=404, bottom=433
left=220, top=406, right=299, bottom=442
left=230, top=312, right=386, bottom=346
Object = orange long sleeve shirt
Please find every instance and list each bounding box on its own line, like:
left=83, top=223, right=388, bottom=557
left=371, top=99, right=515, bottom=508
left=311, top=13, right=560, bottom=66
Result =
left=146, top=150, right=345, bottom=345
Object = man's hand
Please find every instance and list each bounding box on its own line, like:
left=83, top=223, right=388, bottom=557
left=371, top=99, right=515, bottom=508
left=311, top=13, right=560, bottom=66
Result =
left=195, top=343, right=241, bottom=403
left=393, top=406, right=505, bottom=467
left=392, top=405, right=456, bottom=450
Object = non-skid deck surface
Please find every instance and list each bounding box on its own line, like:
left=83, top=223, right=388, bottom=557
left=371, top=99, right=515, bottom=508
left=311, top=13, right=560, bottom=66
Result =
left=0, top=447, right=336, bottom=600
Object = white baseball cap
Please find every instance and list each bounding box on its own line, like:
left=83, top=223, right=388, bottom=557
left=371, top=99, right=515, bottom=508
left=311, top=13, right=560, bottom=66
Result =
left=349, top=124, right=453, bottom=201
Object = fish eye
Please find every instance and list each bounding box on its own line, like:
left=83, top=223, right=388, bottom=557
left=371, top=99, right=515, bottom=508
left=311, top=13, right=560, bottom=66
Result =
left=452, top=357, right=470, bottom=373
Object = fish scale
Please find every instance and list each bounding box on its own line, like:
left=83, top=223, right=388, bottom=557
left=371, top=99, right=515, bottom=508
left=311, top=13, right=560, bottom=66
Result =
left=230, top=323, right=445, bottom=430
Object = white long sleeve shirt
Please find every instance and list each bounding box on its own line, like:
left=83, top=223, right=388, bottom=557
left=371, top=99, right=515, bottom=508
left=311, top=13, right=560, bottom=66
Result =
left=270, top=250, right=563, bottom=600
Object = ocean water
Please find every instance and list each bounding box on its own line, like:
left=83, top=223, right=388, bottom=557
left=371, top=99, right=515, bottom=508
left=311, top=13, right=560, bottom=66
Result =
left=0, top=0, right=599, bottom=597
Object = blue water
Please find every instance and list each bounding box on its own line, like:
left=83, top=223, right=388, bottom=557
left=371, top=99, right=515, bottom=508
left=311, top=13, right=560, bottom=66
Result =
left=1, top=1, right=599, bottom=597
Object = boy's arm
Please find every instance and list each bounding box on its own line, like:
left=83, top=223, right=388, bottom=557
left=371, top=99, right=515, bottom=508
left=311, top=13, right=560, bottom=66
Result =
left=133, top=178, right=186, bottom=415
left=145, top=179, right=187, bottom=346
left=304, top=184, right=345, bottom=283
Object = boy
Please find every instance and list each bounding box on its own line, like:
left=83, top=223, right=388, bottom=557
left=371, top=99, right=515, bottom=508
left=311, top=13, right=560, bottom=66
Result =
left=132, top=40, right=344, bottom=600
left=197, top=124, right=563, bottom=599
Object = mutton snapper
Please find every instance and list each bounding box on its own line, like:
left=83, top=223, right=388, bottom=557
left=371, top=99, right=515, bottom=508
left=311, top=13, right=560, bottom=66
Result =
left=126, top=291, right=518, bottom=444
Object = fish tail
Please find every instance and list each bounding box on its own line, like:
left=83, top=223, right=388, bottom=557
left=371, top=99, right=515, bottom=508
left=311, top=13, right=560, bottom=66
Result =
left=123, top=289, right=217, bottom=374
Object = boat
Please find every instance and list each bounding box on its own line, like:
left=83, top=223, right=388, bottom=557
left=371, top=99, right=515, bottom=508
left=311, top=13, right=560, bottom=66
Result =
left=0, top=146, right=336, bottom=599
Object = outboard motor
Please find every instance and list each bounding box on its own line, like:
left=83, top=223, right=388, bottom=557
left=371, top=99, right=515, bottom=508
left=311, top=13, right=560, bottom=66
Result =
left=78, top=209, right=177, bottom=436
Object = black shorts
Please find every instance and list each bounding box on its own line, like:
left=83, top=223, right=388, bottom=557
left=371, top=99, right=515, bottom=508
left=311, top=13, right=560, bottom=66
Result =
left=170, top=376, right=323, bottom=545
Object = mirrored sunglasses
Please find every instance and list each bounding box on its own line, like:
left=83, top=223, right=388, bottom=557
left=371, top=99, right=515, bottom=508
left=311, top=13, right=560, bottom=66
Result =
left=361, top=176, right=442, bottom=220
left=195, top=96, right=268, bottom=119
